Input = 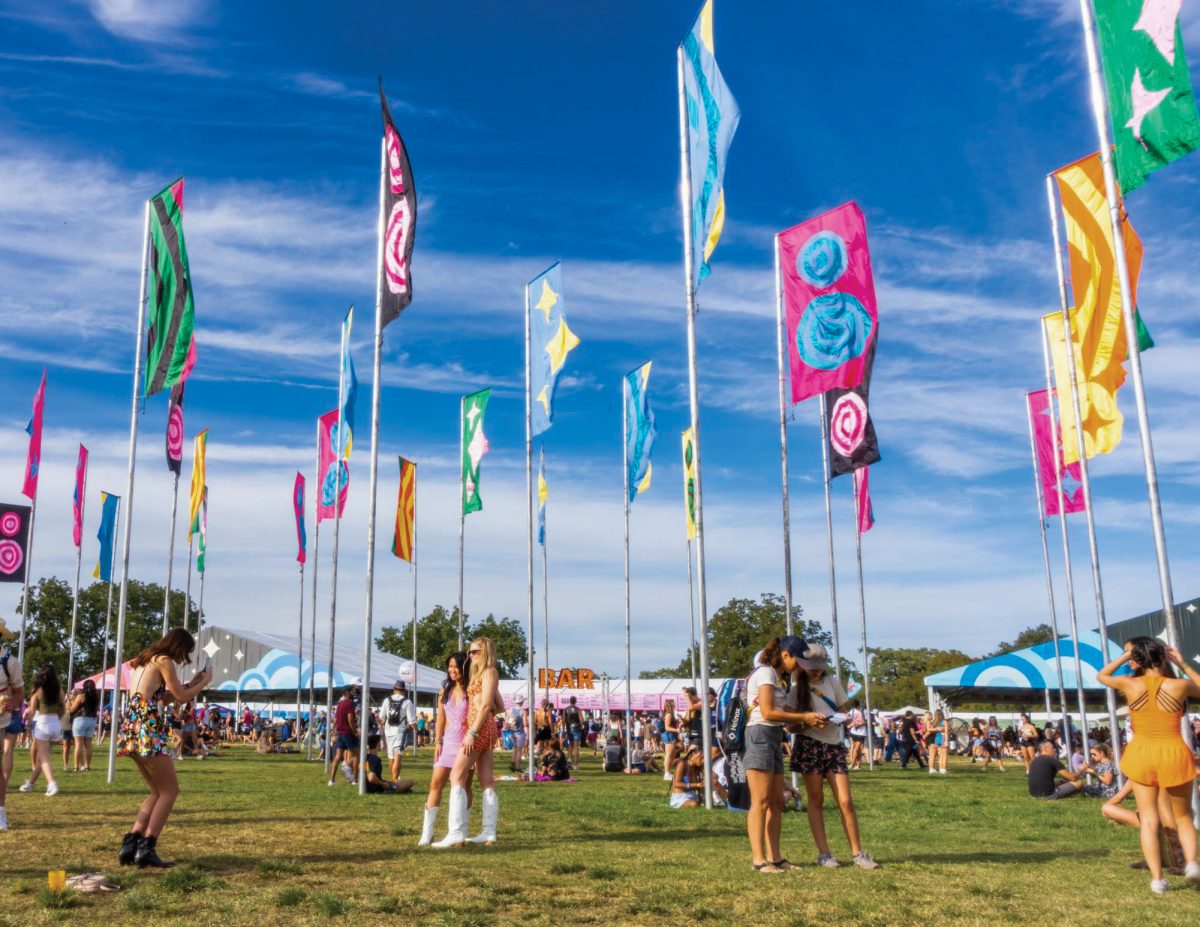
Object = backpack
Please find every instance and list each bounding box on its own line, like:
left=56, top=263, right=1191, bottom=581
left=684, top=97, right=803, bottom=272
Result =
left=717, top=678, right=747, bottom=754
left=387, top=695, right=408, bottom=727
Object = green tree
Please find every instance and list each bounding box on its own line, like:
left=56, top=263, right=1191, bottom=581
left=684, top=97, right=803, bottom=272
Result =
left=469, top=614, right=528, bottom=677
left=866, top=647, right=974, bottom=708
left=376, top=606, right=528, bottom=677
left=988, top=624, right=1053, bottom=657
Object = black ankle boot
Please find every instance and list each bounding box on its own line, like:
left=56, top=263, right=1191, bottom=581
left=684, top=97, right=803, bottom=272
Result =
left=118, top=832, right=140, bottom=866
left=134, top=835, right=175, bottom=869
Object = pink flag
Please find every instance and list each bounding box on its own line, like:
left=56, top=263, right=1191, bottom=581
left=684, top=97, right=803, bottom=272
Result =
left=780, top=202, right=878, bottom=404
left=293, top=471, right=307, bottom=563
left=316, top=409, right=349, bottom=523
left=72, top=444, right=88, bottom=547
left=1028, top=389, right=1084, bottom=517
left=22, top=370, right=46, bottom=501
left=854, top=467, right=874, bottom=537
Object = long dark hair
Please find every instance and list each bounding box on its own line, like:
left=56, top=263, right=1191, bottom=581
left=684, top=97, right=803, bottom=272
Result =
left=1126, top=636, right=1176, bottom=678
left=80, top=679, right=99, bottom=716
left=440, top=651, right=469, bottom=704
left=130, top=628, right=195, bottom=669
left=33, top=664, right=61, bottom=706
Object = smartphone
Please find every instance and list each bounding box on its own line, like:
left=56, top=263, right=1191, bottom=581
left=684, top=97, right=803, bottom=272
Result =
left=827, top=712, right=851, bottom=725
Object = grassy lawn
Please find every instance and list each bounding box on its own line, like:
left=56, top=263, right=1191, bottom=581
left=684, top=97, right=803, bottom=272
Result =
left=2, top=745, right=1197, bottom=926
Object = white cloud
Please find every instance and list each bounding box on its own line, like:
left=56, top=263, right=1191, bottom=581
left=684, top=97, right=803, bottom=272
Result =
left=83, top=0, right=208, bottom=45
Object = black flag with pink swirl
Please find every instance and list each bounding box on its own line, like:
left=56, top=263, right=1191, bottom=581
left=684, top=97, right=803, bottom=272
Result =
left=0, top=503, right=31, bottom=584
left=824, top=336, right=880, bottom=478
left=166, top=382, right=184, bottom=475
left=379, top=80, right=417, bottom=327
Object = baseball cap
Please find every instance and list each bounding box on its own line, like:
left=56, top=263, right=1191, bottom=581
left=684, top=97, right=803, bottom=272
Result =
left=797, top=642, right=830, bottom=670
left=778, top=635, right=809, bottom=661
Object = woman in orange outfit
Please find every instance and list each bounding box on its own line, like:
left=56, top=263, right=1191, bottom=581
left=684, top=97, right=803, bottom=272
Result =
left=1097, top=637, right=1200, bottom=894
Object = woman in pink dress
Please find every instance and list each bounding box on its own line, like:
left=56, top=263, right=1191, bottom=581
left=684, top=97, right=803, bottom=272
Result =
left=417, top=651, right=471, bottom=846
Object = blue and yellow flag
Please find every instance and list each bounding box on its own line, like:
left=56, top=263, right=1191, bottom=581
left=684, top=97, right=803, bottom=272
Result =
left=624, top=363, right=656, bottom=503
left=528, top=262, right=580, bottom=436
left=338, top=306, right=357, bottom=458
left=93, top=492, right=119, bottom=581
left=537, top=448, right=548, bottom=546
left=681, top=0, right=739, bottom=286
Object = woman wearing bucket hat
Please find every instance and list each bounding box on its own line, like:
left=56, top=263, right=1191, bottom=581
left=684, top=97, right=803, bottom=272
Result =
left=789, top=642, right=880, bottom=870
left=744, top=635, right=828, bottom=874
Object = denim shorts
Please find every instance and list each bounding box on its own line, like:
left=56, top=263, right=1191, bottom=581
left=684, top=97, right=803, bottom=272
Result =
left=743, top=724, right=783, bottom=773
left=72, top=716, right=98, bottom=738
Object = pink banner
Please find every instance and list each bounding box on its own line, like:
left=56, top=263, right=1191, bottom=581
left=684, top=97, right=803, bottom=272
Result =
left=1028, top=389, right=1084, bottom=516
left=855, top=466, right=874, bottom=536
left=22, top=370, right=45, bottom=501
left=293, top=471, right=306, bottom=563
left=72, top=444, right=88, bottom=547
left=780, top=202, right=878, bottom=404
left=316, top=409, right=348, bottom=523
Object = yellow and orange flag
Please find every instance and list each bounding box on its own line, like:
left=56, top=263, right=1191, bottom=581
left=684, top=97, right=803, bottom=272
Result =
left=1051, top=152, right=1152, bottom=464
left=186, top=429, right=207, bottom=542
left=392, top=456, right=415, bottom=562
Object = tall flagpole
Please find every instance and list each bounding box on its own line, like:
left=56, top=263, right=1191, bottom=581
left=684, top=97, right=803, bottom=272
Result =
left=411, top=464, right=419, bottom=760
left=325, top=317, right=350, bottom=778
left=296, top=555, right=304, bottom=753
left=1076, top=0, right=1179, bottom=651
left=97, top=499, right=120, bottom=742
left=1046, top=175, right=1123, bottom=775
left=818, top=395, right=844, bottom=687
left=524, top=283, right=536, bottom=784
left=107, top=200, right=151, bottom=785
left=676, top=43, right=714, bottom=810
left=358, top=134, right=387, bottom=797
left=308, top=422, right=322, bottom=761
left=66, top=464, right=87, bottom=693
left=1023, top=392, right=1073, bottom=754
left=458, top=394, right=466, bottom=651
left=182, top=532, right=194, bottom=628
left=162, top=472, right=180, bottom=635
left=850, top=475, right=875, bottom=771
left=685, top=539, right=698, bottom=690
left=17, top=501, right=38, bottom=663
left=773, top=235, right=794, bottom=634
left=541, top=463, right=550, bottom=706
left=1039, top=322, right=1091, bottom=764
left=197, top=566, right=205, bottom=633
left=622, top=373, right=632, bottom=776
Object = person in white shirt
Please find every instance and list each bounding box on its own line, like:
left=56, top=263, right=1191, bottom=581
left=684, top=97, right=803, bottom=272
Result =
left=789, top=643, right=880, bottom=870
left=0, top=619, right=23, bottom=832
left=382, top=681, right=417, bottom=782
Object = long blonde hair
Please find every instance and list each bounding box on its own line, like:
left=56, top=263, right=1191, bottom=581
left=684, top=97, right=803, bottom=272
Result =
left=470, top=637, right=496, bottom=675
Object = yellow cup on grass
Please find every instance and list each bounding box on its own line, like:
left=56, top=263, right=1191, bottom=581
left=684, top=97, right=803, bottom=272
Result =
left=47, top=870, right=66, bottom=892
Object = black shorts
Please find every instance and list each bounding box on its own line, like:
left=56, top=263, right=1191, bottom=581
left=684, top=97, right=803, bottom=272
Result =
left=535, top=727, right=552, bottom=743
left=334, top=733, right=359, bottom=753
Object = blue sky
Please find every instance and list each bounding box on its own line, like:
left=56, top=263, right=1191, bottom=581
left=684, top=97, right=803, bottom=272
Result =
left=2, top=0, right=1199, bottom=676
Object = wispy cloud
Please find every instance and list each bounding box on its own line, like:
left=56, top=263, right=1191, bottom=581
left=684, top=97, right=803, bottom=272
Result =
left=82, top=0, right=210, bottom=45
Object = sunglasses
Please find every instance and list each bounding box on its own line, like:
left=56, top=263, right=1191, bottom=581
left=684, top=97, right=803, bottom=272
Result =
left=469, top=649, right=481, bottom=656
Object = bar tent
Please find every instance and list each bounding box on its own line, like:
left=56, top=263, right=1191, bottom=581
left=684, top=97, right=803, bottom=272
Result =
left=498, top=677, right=733, bottom=712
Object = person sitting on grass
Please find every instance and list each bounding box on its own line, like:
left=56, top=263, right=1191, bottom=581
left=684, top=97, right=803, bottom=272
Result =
left=630, top=742, right=647, bottom=774
left=538, top=738, right=571, bottom=781
left=1027, top=741, right=1083, bottom=799
left=1078, top=743, right=1118, bottom=798
left=669, top=744, right=704, bottom=808
left=602, top=735, right=625, bottom=773
left=365, top=734, right=414, bottom=794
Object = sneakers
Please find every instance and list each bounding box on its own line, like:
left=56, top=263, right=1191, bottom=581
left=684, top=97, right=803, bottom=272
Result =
left=327, top=779, right=336, bottom=787
left=852, top=852, right=881, bottom=870
left=340, top=763, right=353, bottom=783
left=938, top=768, right=947, bottom=775
left=816, top=853, right=840, bottom=868
left=928, top=767, right=936, bottom=775
left=17, top=782, right=32, bottom=793
left=0, top=807, right=6, bottom=831
left=45, top=783, right=58, bottom=797
left=663, top=772, right=672, bottom=781
left=1185, top=860, right=1200, bottom=883
left=1150, top=879, right=1169, bottom=895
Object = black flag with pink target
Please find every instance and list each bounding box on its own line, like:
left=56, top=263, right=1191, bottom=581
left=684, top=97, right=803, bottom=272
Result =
left=166, top=382, right=184, bottom=475
left=378, top=80, right=417, bottom=328
left=0, top=503, right=32, bottom=583
left=825, top=337, right=880, bottom=478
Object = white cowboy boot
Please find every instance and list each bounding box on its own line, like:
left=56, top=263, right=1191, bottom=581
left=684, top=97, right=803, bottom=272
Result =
left=430, top=787, right=467, bottom=849
left=466, top=788, right=498, bottom=845
left=417, top=805, right=438, bottom=847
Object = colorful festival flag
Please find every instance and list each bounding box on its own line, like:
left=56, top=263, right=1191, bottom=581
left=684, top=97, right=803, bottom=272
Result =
left=293, top=472, right=307, bottom=565
left=462, top=389, right=492, bottom=515
left=166, top=382, right=184, bottom=475
left=624, top=363, right=656, bottom=503
left=854, top=468, right=875, bottom=537
left=392, top=457, right=415, bottom=563
left=317, top=409, right=349, bottom=523
left=681, top=0, right=740, bottom=286
left=780, top=202, right=879, bottom=404
left=537, top=449, right=547, bottom=547
left=22, top=370, right=45, bottom=501
left=92, top=492, right=119, bottom=581
left=195, top=487, right=207, bottom=574
left=1095, top=0, right=1200, bottom=193
left=0, top=503, right=32, bottom=584
left=1053, top=153, right=1152, bottom=464
left=379, top=82, right=418, bottom=327
left=187, top=430, right=207, bottom=542
left=144, top=178, right=197, bottom=397
left=825, top=337, right=881, bottom=478
left=72, top=444, right=88, bottom=548
left=1027, top=389, right=1086, bottom=518
left=338, top=307, right=358, bottom=458
left=681, top=428, right=697, bottom=540
left=529, top=263, right=580, bottom=436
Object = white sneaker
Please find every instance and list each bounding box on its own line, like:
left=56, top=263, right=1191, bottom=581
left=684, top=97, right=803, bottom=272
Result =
left=1185, top=860, right=1200, bottom=884
left=816, top=853, right=840, bottom=868
left=852, top=851, right=881, bottom=870
left=341, top=763, right=353, bottom=783
left=939, top=768, right=947, bottom=775
left=17, top=782, right=32, bottom=793
left=45, top=783, right=58, bottom=797
left=1150, top=879, right=1169, bottom=895
left=928, top=768, right=935, bottom=775
left=327, top=779, right=336, bottom=787
left=0, top=807, right=7, bottom=830
left=663, top=772, right=672, bottom=781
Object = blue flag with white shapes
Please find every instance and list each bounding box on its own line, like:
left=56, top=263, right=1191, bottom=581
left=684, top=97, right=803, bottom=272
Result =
left=624, top=362, right=656, bottom=503
left=338, top=306, right=357, bottom=458
left=529, top=262, right=580, bottom=436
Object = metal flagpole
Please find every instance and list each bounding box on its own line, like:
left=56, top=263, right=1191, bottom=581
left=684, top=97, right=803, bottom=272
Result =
left=774, top=235, right=794, bottom=634
left=325, top=315, right=350, bottom=778
left=1046, top=176, right=1123, bottom=776
left=296, top=556, right=304, bottom=755
left=686, top=539, right=698, bottom=690
left=107, top=200, right=151, bottom=785
left=1039, top=321, right=1092, bottom=764
left=524, top=283, right=537, bottom=784
left=182, top=532, right=194, bottom=628
left=541, top=455, right=550, bottom=706
left=162, top=472, right=180, bottom=634
left=818, top=395, right=844, bottom=687
left=458, top=394, right=466, bottom=651
left=851, top=474, right=875, bottom=771
left=197, top=565, right=205, bottom=633
left=622, top=372, right=632, bottom=776
left=1023, top=392, right=1074, bottom=755
left=676, top=43, right=714, bottom=810
left=308, top=422, right=321, bottom=761
left=66, top=464, right=87, bottom=693
left=358, top=134, right=387, bottom=797
left=411, top=463, right=418, bottom=760
left=17, top=500, right=38, bottom=663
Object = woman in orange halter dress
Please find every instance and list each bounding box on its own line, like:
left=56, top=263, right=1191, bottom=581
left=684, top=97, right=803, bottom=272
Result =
left=1098, top=636, right=1200, bottom=893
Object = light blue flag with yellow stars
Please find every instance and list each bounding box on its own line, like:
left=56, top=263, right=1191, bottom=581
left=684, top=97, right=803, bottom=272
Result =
left=624, top=362, right=656, bottom=503
left=528, top=262, right=579, bottom=436
left=681, top=0, right=739, bottom=288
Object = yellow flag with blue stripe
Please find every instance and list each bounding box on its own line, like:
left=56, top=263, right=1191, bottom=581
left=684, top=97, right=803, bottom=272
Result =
left=529, top=262, right=579, bottom=436
left=624, top=363, right=656, bottom=503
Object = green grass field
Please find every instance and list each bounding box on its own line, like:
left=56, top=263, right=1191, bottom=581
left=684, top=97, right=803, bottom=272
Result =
left=2, top=744, right=1197, bottom=926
